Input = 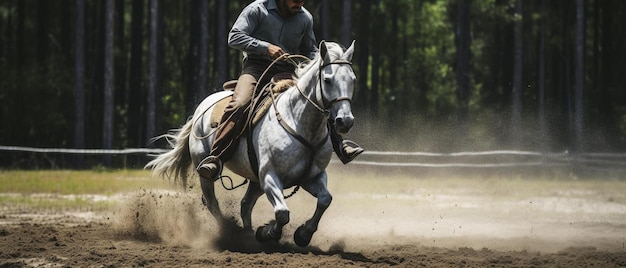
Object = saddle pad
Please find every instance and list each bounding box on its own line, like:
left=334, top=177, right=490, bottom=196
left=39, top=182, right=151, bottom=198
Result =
left=250, top=79, right=293, bottom=123
left=210, top=97, right=231, bottom=128
left=252, top=97, right=273, bottom=125
left=210, top=94, right=274, bottom=128
left=272, top=79, right=295, bottom=93
left=210, top=79, right=292, bottom=128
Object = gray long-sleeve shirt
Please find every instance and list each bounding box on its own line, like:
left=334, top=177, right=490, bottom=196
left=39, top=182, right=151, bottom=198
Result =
left=228, top=0, right=318, bottom=63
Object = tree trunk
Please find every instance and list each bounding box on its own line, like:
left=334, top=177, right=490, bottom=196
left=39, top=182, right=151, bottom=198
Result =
left=37, top=0, right=49, bottom=69
left=341, top=0, right=351, bottom=47
left=357, top=0, right=371, bottom=106
left=16, top=0, right=25, bottom=78
left=388, top=1, right=399, bottom=113
left=216, top=0, right=227, bottom=89
left=197, top=0, right=208, bottom=99
left=320, top=0, right=329, bottom=40
left=538, top=0, right=547, bottom=149
left=146, top=0, right=160, bottom=146
left=61, top=0, right=72, bottom=65
left=114, top=0, right=127, bottom=135
left=574, top=0, right=584, bottom=150
left=186, top=0, right=209, bottom=114
left=103, top=0, right=115, bottom=152
left=186, top=0, right=199, bottom=115
left=74, top=0, right=86, bottom=167
left=511, top=0, right=523, bottom=146
left=128, top=0, right=144, bottom=147
left=369, top=2, right=383, bottom=117
left=456, top=0, right=471, bottom=127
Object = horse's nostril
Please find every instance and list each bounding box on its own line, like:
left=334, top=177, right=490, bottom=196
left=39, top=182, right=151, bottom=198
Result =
left=334, top=116, right=354, bottom=134
left=336, top=118, right=343, bottom=127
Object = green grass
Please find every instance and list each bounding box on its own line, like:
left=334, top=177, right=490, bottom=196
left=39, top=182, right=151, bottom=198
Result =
left=0, top=169, right=174, bottom=195
left=326, top=167, right=626, bottom=203
left=0, top=169, right=176, bottom=210
left=2, top=169, right=626, bottom=211
left=0, top=194, right=113, bottom=211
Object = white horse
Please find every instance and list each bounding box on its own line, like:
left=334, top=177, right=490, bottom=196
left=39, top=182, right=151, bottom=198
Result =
left=146, top=41, right=356, bottom=247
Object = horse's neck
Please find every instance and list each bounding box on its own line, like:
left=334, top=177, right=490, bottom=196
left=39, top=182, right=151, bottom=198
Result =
left=277, top=77, right=327, bottom=140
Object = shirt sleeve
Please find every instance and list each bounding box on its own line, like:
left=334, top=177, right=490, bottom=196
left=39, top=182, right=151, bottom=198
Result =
left=300, top=12, right=318, bottom=60
left=228, top=5, right=270, bottom=56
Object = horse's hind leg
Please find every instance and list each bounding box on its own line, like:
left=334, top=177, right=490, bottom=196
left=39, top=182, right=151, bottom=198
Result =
left=199, top=176, right=225, bottom=226
left=240, top=181, right=263, bottom=231
left=294, top=172, right=332, bottom=247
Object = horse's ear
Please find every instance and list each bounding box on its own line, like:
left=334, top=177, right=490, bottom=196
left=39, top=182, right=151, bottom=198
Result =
left=319, top=40, right=330, bottom=65
left=343, top=40, right=355, bottom=62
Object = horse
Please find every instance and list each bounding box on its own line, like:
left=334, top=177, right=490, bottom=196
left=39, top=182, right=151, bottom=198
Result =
left=146, top=40, right=356, bottom=247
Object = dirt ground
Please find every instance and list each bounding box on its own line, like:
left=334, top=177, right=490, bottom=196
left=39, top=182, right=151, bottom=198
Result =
left=2, top=168, right=626, bottom=267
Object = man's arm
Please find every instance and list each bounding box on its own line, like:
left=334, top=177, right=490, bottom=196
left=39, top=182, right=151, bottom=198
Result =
left=228, top=5, right=270, bottom=56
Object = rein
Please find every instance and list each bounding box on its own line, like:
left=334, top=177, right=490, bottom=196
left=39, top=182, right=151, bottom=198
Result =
left=222, top=53, right=353, bottom=200
left=268, top=55, right=353, bottom=152
left=268, top=56, right=353, bottom=201
left=316, top=60, right=353, bottom=111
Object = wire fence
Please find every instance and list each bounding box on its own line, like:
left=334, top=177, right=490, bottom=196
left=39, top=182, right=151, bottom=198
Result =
left=1, top=146, right=626, bottom=174
left=355, top=150, right=626, bottom=168
left=0, top=146, right=167, bottom=155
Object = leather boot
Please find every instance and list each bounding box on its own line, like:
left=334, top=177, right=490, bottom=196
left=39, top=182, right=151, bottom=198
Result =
left=197, top=73, right=257, bottom=180
left=329, top=122, right=364, bottom=164
left=337, top=140, right=364, bottom=164
left=196, top=156, right=222, bottom=180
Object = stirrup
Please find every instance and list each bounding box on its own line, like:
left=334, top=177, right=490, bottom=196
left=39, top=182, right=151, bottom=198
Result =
left=338, top=140, right=364, bottom=164
left=196, top=156, right=223, bottom=180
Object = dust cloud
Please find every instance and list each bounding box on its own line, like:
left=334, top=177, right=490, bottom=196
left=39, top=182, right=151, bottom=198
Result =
left=110, top=189, right=216, bottom=249
left=109, top=187, right=353, bottom=254
left=108, top=168, right=626, bottom=255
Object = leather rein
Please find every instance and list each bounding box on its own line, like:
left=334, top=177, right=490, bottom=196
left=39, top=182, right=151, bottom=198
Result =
left=270, top=56, right=353, bottom=152
left=244, top=54, right=352, bottom=196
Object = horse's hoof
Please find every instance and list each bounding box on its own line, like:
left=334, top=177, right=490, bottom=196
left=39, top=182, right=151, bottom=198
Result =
left=255, top=221, right=281, bottom=243
left=255, top=227, right=270, bottom=242
left=242, top=226, right=254, bottom=234
left=294, top=225, right=312, bottom=247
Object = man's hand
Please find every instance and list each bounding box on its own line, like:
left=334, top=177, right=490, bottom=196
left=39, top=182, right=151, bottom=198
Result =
left=267, top=44, right=286, bottom=59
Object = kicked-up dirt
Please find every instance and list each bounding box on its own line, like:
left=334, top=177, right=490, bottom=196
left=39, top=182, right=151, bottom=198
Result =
left=2, top=168, right=626, bottom=267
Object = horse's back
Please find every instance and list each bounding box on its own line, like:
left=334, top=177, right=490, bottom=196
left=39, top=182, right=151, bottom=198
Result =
left=192, top=90, right=233, bottom=124
left=188, top=91, right=233, bottom=164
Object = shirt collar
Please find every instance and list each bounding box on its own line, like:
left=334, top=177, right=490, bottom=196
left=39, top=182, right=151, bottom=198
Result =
left=267, top=0, right=278, bottom=10
left=267, top=0, right=304, bottom=14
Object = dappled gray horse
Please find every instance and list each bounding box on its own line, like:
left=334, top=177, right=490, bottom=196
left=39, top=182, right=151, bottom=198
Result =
left=146, top=41, right=356, bottom=247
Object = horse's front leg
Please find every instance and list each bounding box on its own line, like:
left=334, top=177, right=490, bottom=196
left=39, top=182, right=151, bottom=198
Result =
left=255, top=173, right=290, bottom=243
left=240, top=181, right=263, bottom=231
left=294, top=172, right=332, bottom=247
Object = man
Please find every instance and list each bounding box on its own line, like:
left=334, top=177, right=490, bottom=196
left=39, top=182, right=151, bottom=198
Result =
left=197, top=0, right=363, bottom=180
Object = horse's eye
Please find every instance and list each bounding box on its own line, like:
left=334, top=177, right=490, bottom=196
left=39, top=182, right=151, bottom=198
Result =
left=324, top=77, right=332, bottom=84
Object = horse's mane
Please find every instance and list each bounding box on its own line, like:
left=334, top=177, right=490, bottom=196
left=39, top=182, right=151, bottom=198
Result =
left=294, top=42, right=345, bottom=85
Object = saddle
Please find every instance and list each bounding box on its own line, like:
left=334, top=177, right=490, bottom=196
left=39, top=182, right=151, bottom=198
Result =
left=210, top=73, right=295, bottom=128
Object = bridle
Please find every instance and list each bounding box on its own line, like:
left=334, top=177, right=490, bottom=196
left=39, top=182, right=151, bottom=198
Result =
left=236, top=51, right=356, bottom=197
left=313, top=60, right=354, bottom=114
left=271, top=55, right=354, bottom=115
left=266, top=54, right=354, bottom=152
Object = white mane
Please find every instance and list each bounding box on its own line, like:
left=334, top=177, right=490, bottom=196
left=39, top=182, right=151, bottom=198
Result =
left=294, top=42, right=346, bottom=86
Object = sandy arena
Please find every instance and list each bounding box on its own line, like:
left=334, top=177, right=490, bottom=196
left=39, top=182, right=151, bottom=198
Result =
left=1, top=166, right=626, bottom=267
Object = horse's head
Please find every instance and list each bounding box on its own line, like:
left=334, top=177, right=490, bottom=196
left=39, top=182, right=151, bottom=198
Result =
left=317, top=41, right=357, bottom=134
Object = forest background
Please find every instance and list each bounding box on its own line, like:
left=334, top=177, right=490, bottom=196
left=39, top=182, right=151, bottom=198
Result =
left=1, top=0, right=625, bottom=168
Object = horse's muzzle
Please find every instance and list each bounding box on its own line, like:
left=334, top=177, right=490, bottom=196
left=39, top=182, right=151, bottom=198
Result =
left=334, top=115, right=354, bottom=134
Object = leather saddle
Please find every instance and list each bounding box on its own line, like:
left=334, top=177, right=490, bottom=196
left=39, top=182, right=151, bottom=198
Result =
left=210, top=73, right=296, bottom=179
left=210, top=73, right=295, bottom=128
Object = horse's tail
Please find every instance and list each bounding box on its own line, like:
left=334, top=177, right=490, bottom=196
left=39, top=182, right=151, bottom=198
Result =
left=145, top=118, right=194, bottom=188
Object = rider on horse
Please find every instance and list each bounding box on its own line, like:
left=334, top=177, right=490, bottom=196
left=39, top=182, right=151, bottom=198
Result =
left=197, top=0, right=363, bottom=180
